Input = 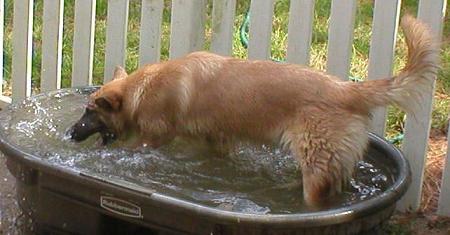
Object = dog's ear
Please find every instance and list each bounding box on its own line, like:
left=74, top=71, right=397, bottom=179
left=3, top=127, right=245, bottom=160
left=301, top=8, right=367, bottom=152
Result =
left=113, top=66, right=128, bottom=80
left=95, top=91, right=122, bottom=112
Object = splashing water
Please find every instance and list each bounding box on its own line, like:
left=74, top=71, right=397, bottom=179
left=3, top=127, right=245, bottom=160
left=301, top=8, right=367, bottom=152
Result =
left=0, top=88, right=395, bottom=216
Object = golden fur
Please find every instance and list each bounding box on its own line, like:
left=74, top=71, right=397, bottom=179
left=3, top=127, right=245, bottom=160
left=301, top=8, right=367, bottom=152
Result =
left=88, top=15, right=438, bottom=205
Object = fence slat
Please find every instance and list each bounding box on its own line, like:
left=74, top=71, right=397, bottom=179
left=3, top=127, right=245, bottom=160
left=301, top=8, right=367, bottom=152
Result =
left=72, top=0, right=96, bottom=87
left=438, top=122, right=450, bottom=216
left=286, top=0, right=314, bottom=65
left=0, top=0, right=10, bottom=109
left=12, top=0, right=33, bottom=101
left=139, top=0, right=163, bottom=66
left=0, top=0, right=3, bottom=97
left=367, top=0, right=401, bottom=136
left=41, top=0, right=64, bottom=92
left=210, top=0, right=236, bottom=56
left=104, top=0, right=129, bottom=82
left=169, top=0, right=206, bottom=59
left=326, top=0, right=356, bottom=80
left=248, top=0, right=275, bottom=60
left=397, top=0, right=446, bottom=212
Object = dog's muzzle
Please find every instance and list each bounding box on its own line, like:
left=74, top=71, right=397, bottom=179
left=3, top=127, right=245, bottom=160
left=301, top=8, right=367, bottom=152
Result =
left=67, top=108, right=117, bottom=145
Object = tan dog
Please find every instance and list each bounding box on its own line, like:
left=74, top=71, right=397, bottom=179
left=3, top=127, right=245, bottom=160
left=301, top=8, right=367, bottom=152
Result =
left=71, top=15, right=438, bottom=205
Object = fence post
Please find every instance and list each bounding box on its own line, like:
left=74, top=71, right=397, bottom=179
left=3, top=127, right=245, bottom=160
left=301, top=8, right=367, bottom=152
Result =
left=210, top=0, right=236, bottom=56
left=438, top=121, right=450, bottom=216
left=286, top=0, right=314, bottom=65
left=169, top=0, right=206, bottom=59
left=367, top=0, right=401, bottom=136
left=397, top=0, right=446, bottom=212
left=139, top=0, right=164, bottom=65
left=41, top=0, right=64, bottom=92
left=12, top=0, right=33, bottom=101
left=72, top=0, right=96, bottom=87
left=248, top=0, right=275, bottom=60
left=104, top=0, right=129, bottom=82
left=326, top=0, right=356, bottom=80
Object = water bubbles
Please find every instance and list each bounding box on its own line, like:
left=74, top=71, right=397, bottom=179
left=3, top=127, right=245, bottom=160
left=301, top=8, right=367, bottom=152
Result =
left=16, top=121, right=36, bottom=138
left=347, top=161, right=390, bottom=202
left=216, top=198, right=271, bottom=214
left=372, top=174, right=387, bottom=183
left=51, top=89, right=74, bottom=99
left=358, top=161, right=374, bottom=169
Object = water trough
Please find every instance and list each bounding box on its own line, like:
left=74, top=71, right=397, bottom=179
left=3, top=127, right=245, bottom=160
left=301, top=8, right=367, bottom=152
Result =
left=0, top=87, right=411, bottom=234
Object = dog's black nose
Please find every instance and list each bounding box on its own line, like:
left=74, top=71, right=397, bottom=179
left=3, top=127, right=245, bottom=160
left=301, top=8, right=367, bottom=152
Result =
left=67, top=124, right=84, bottom=141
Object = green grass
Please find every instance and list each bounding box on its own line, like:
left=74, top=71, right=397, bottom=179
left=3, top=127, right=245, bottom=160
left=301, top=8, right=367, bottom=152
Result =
left=1, top=0, right=449, bottom=139
left=383, top=223, right=412, bottom=235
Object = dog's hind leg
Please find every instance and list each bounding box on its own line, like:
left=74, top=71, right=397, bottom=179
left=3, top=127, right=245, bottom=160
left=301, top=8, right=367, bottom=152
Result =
left=286, top=117, right=368, bottom=206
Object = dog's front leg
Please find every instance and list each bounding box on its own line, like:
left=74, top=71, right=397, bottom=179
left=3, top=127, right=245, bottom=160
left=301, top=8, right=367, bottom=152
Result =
left=132, top=117, right=177, bottom=149
left=124, top=136, right=172, bottom=149
left=205, top=135, right=232, bottom=157
left=134, top=128, right=176, bottom=149
left=147, top=135, right=175, bottom=148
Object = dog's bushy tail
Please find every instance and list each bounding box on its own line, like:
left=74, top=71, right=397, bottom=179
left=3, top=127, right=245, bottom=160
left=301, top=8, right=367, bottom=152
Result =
left=350, top=15, right=439, bottom=115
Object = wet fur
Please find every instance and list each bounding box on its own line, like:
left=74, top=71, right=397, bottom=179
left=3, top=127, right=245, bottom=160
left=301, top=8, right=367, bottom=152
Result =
left=85, top=15, right=438, bottom=205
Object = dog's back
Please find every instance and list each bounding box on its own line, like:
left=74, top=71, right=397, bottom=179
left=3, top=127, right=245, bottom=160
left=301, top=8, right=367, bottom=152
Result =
left=166, top=52, right=354, bottom=144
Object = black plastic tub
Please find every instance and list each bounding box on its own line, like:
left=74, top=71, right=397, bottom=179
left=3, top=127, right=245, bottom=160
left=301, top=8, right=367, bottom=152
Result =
left=0, top=89, right=411, bottom=235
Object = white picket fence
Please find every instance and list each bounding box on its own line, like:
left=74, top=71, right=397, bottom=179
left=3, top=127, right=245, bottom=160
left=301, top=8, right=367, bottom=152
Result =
left=0, top=0, right=448, bottom=215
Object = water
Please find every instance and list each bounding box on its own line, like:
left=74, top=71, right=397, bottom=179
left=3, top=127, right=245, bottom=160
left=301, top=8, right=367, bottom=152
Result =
left=0, top=88, right=395, bottom=216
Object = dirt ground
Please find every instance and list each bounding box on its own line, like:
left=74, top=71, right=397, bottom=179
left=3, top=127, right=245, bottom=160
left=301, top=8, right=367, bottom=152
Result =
left=386, top=212, right=450, bottom=235
left=0, top=133, right=449, bottom=234
left=384, top=130, right=450, bottom=235
left=0, top=155, right=22, bottom=235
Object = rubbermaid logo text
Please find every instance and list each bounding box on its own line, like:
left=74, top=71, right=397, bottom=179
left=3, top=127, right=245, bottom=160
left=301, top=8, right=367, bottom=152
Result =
left=100, top=196, right=143, bottom=218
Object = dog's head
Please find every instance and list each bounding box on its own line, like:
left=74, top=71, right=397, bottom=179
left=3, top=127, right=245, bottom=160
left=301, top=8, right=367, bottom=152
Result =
left=68, top=66, right=128, bottom=145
